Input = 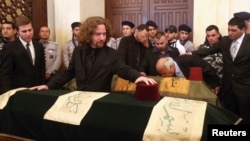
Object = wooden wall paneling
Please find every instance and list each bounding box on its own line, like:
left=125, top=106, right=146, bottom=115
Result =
left=105, top=0, right=193, bottom=40
left=0, top=0, right=47, bottom=40
left=106, top=0, right=147, bottom=37
left=149, top=0, right=193, bottom=36
left=32, top=0, right=48, bottom=40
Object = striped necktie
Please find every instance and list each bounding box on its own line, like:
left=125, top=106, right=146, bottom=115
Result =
left=230, top=41, right=238, bottom=61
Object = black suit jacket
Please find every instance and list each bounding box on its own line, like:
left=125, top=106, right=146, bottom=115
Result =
left=139, top=47, right=180, bottom=76
left=0, top=39, right=45, bottom=93
left=192, top=35, right=250, bottom=96
left=118, top=35, right=151, bottom=71
left=175, top=55, right=220, bottom=89
left=48, top=46, right=141, bottom=92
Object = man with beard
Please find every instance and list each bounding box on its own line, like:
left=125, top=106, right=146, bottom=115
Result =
left=30, top=16, right=156, bottom=92
left=139, top=32, right=180, bottom=76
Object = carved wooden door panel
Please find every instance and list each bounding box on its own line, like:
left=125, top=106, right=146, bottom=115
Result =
left=105, top=0, right=148, bottom=37
left=148, top=0, right=193, bottom=40
left=105, top=0, right=193, bottom=39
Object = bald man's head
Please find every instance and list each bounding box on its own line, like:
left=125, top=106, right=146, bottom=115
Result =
left=156, top=57, right=175, bottom=77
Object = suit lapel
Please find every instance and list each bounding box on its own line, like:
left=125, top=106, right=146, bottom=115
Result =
left=234, top=35, right=250, bottom=61
left=17, top=39, right=33, bottom=66
left=33, top=41, right=37, bottom=65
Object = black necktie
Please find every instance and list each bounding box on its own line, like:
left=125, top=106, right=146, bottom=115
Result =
left=26, top=42, right=33, bottom=64
left=85, top=49, right=95, bottom=75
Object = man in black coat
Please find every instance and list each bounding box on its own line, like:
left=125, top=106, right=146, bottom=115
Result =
left=30, top=16, right=156, bottom=92
left=191, top=16, right=250, bottom=124
left=0, top=16, right=45, bottom=94
left=118, top=24, right=152, bottom=71
left=139, top=32, right=180, bottom=76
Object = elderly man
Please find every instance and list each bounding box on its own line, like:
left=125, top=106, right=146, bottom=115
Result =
left=156, top=56, right=220, bottom=91
left=139, top=32, right=180, bottom=76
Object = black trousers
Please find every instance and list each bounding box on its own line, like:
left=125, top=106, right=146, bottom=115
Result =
left=219, top=88, right=250, bottom=124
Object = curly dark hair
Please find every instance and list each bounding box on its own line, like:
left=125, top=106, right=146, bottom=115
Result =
left=77, top=16, right=113, bottom=48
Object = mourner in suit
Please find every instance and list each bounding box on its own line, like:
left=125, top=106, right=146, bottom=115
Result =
left=156, top=55, right=221, bottom=90
left=191, top=16, right=250, bottom=124
left=29, top=16, right=156, bottom=92
left=0, top=16, right=45, bottom=94
left=118, top=24, right=152, bottom=71
left=139, top=32, right=180, bottom=76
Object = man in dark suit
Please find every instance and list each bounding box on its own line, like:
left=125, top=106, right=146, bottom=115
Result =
left=139, top=32, right=180, bottom=76
left=191, top=16, right=250, bottom=124
left=0, top=16, right=45, bottom=94
left=29, top=16, right=156, bottom=92
left=156, top=55, right=220, bottom=90
left=118, top=24, right=152, bottom=71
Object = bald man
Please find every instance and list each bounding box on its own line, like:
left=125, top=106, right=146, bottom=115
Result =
left=156, top=55, right=220, bottom=92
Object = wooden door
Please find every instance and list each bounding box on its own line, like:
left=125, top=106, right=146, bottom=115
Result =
left=105, top=0, right=193, bottom=39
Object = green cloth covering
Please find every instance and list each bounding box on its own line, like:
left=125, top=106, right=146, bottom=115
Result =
left=0, top=89, right=240, bottom=141
left=111, top=75, right=220, bottom=106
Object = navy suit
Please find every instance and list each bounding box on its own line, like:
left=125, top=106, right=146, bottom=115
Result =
left=0, top=39, right=45, bottom=94
left=192, top=34, right=250, bottom=124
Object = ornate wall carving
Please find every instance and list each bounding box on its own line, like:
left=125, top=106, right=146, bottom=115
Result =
left=0, top=0, right=32, bottom=24
left=0, top=0, right=47, bottom=39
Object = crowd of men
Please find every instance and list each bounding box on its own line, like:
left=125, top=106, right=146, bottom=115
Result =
left=1, top=11, right=250, bottom=124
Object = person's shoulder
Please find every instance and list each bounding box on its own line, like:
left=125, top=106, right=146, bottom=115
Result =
left=6, top=39, right=20, bottom=47
left=32, top=39, right=42, bottom=44
left=186, top=40, right=194, bottom=45
left=109, top=37, right=116, bottom=41
left=176, top=39, right=184, bottom=45
left=116, top=36, right=122, bottom=41
left=103, top=45, right=116, bottom=51
left=64, top=40, right=73, bottom=45
left=33, top=40, right=43, bottom=46
left=48, top=41, right=59, bottom=46
left=221, top=35, right=230, bottom=40
left=122, top=35, right=133, bottom=40
left=245, top=34, right=250, bottom=39
left=197, top=44, right=208, bottom=49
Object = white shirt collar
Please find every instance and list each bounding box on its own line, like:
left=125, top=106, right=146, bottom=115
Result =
left=19, top=37, right=33, bottom=48
left=235, top=33, right=245, bottom=45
